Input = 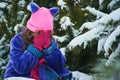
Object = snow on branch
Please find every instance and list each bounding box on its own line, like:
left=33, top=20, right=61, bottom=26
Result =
left=14, top=14, right=28, bottom=34
left=105, top=42, right=120, bottom=67
left=53, top=35, right=69, bottom=43
left=60, top=47, right=66, bottom=56
left=99, top=0, right=104, bottom=10
left=57, top=0, right=68, bottom=10
left=101, top=8, right=120, bottom=23
left=0, top=34, right=6, bottom=45
left=68, top=25, right=104, bottom=50
left=59, top=16, right=75, bottom=30
left=79, top=7, right=120, bottom=34
left=107, top=0, right=120, bottom=10
left=79, top=7, right=120, bottom=33
left=79, top=21, right=99, bottom=34
left=0, top=2, right=8, bottom=9
left=104, top=26, right=120, bottom=57
left=68, top=8, right=120, bottom=51
left=97, top=37, right=107, bottom=55
left=86, top=6, right=108, bottom=19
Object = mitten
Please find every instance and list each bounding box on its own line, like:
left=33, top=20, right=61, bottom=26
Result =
left=42, top=41, right=57, bottom=55
left=33, top=30, right=51, bottom=51
left=27, top=44, right=42, bottom=59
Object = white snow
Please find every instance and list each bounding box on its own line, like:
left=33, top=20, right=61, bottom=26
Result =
left=14, top=14, right=28, bottom=34
left=0, top=11, right=7, bottom=23
left=84, top=7, right=120, bottom=26
left=0, top=34, right=6, bottom=45
left=60, top=47, right=66, bottom=56
left=71, top=27, right=79, bottom=37
left=74, top=0, right=81, bottom=5
left=14, top=24, right=23, bottom=34
left=21, top=14, right=28, bottom=25
left=4, top=77, right=35, bottom=80
left=104, top=26, right=120, bottom=57
left=67, top=6, right=120, bottom=68
left=97, top=37, right=107, bottom=55
left=0, top=2, right=8, bottom=9
left=27, top=2, right=32, bottom=11
left=72, top=71, right=93, bottom=80
left=107, top=0, right=119, bottom=10
left=79, top=7, right=120, bottom=34
left=59, top=16, right=74, bottom=30
left=97, top=8, right=120, bottom=24
left=68, top=25, right=104, bottom=50
left=79, top=21, right=99, bottom=33
left=86, top=6, right=108, bottom=19
left=18, top=0, right=26, bottom=8
left=17, top=11, right=24, bottom=20
left=99, top=0, right=104, bottom=9
left=57, top=0, right=68, bottom=10
left=68, top=8, right=120, bottom=51
left=105, top=42, right=120, bottom=67
left=53, top=35, right=69, bottom=43
left=6, top=5, right=12, bottom=14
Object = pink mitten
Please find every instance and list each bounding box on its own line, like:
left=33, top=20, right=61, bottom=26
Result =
left=33, top=30, right=51, bottom=51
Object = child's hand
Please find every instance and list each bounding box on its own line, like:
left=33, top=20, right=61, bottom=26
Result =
left=33, top=30, right=51, bottom=51
left=33, top=33, right=43, bottom=51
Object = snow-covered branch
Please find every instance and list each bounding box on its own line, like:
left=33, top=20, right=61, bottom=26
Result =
left=60, top=47, right=66, bottom=56
left=104, top=26, right=120, bottom=57
left=57, top=0, right=68, bottom=10
left=14, top=14, right=28, bottom=34
left=0, top=2, right=8, bottom=9
left=86, top=6, right=108, bottom=19
left=68, top=8, right=120, bottom=51
left=79, top=8, right=120, bottom=34
left=105, top=42, right=120, bottom=67
left=107, top=0, right=120, bottom=10
left=99, top=0, right=104, bottom=10
left=97, top=37, right=107, bottom=55
left=79, top=21, right=99, bottom=34
left=59, top=16, right=75, bottom=30
left=68, top=25, right=104, bottom=50
left=53, top=35, right=69, bottom=43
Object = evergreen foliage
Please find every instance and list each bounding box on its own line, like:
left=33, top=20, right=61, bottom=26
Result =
left=0, top=0, right=120, bottom=79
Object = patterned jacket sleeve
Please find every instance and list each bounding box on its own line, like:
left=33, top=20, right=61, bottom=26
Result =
left=10, top=33, right=38, bottom=74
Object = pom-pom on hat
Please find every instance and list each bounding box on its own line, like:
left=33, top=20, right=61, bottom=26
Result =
left=27, top=2, right=59, bottom=32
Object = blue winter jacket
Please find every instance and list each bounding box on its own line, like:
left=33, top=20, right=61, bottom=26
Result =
left=4, top=31, right=71, bottom=78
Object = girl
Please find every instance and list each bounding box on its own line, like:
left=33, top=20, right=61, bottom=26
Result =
left=4, top=2, right=72, bottom=80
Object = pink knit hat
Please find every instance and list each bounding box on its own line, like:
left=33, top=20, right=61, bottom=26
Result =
left=27, top=2, right=59, bottom=32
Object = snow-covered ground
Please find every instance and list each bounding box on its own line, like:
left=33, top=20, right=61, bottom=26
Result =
left=72, top=71, right=93, bottom=80
left=4, top=71, right=93, bottom=80
left=4, top=77, right=35, bottom=80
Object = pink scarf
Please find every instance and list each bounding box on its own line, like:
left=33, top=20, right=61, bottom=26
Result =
left=31, top=58, right=45, bottom=80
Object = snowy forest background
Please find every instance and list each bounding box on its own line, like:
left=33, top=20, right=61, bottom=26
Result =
left=0, top=0, right=120, bottom=80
